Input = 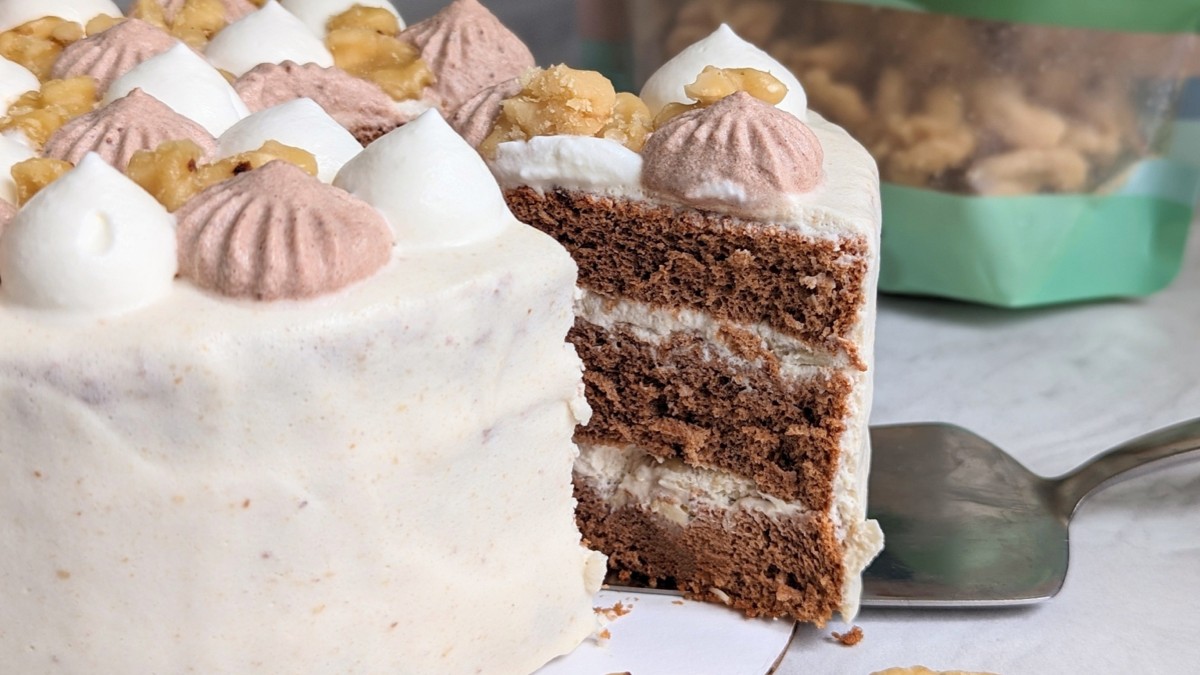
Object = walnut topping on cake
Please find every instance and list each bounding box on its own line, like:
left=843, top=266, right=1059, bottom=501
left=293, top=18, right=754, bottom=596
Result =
left=175, top=160, right=392, bottom=301
left=399, top=0, right=534, bottom=111
left=0, top=17, right=86, bottom=80
left=325, top=5, right=434, bottom=103
left=0, top=75, right=96, bottom=148
left=44, top=88, right=217, bottom=171
left=51, top=19, right=177, bottom=91
left=127, top=138, right=316, bottom=211
left=128, top=0, right=231, bottom=49
left=654, top=66, right=788, bottom=127
left=480, top=65, right=652, bottom=157
left=641, top=91, right=824, bottom=214
left=9, top=156, right=72, bottom=204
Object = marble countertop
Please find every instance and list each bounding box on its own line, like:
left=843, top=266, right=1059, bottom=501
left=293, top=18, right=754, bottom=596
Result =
left=776, top=233, right=1200, bottom=674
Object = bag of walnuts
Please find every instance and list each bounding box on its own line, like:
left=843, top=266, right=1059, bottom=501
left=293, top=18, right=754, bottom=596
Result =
left=630, top=0, right=1200, bottom=306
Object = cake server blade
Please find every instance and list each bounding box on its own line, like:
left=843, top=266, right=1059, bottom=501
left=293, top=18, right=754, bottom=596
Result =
left=860, top=417, right=1200, bottom=607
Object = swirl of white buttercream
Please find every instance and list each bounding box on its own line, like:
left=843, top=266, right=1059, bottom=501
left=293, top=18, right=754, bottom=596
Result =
left=0, top=153, right=176, bottom=314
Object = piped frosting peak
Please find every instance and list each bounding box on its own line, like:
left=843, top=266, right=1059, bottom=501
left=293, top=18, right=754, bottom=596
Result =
left=44, top=88, right=217, bottom=171
left=234, top=61, right=416, bottom=145
left=51, top=19, right=177, bottom=92
left=642, top=92, right=824, bottom=214
left=641, top=24, right=808, bottom=121
left=176, top=160, right=392, bottom=301
left=399, top=0, right=534, bottom=111
left=0, top=153, right=177, bottom=314
left=334, top=109, right=511, bottom=251
left=105, top=42, right=250, bottom=136
left=206, top=0, right=334, bottom=77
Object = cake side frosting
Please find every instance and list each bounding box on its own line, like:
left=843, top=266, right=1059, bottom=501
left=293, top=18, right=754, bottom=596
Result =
left=0, top=3, right=608, bottom=666
left=0, top=225, right=604, bottom=673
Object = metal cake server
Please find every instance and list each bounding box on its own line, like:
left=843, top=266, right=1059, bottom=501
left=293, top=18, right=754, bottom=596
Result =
left=861, top=417, right=1200, bottom=607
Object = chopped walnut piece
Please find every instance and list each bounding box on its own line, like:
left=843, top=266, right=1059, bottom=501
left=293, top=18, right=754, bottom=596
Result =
left=481, top=65, right=651, bottom=156
left=326, top=7, right=434, bottom=102
left=130, top=0, right=227, bottom=49
left=0, top=76, right=97, bottom=148
left=127, top=139, right=318, bottom=211
left=11, top=157, right=73, bottom=205
left=85, top=14, right=124, bottom=36
left=0, top=18, right=87, bottom=80
left=654, top=66, right=788, bottom=127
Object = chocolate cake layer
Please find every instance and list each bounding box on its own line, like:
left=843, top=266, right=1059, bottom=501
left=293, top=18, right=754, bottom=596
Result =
left=571, top=317, right=851, bottom=511
left=506, top=187, right=871, bottom=370
left=575, top=475, right=844, bottom=625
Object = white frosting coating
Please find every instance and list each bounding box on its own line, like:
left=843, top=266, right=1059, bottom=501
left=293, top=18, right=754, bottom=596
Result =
left=0, top=56, right=38, bottom=116
left=105, top=43, right=250, bottom=136
left=0, top=133, right=33, bottom=204
left=334, top=110, right=510, bottom=251
left=217, top=97, right=361, bottom=182
left=0, top=153, right=176, bottom=314
left=493, top=136, right=645, bottom=198
left=640, top=24, right=808, bottom=121
left=0, top=0, right=120, bottom=32
left=206, top=0, right=335, bottom=77
left=491, top=111, right=879, bottom=243
left=280, top=0, right=404, bottom=36
left=0, top=222, right=604, bottom=673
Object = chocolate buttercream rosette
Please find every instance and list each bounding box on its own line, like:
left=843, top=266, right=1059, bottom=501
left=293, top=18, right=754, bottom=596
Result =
left=642, top=91, right=825, bottom=215
left=234, top=61, right=416, bottom=145
left=399, top=0, right=534, bottom=111
left=44, top=88, right=217, bottom=171
left=175, top=160, right=393, bottom=301
left=51, top=19, right=178, bottom=91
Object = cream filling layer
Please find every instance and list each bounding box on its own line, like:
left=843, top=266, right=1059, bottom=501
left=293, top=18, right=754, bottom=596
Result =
left=576, top=442, right=814, bottom=527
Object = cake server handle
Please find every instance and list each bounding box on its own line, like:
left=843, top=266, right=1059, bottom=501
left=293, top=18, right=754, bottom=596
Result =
left=1050, top=416, right=1200, bottom=518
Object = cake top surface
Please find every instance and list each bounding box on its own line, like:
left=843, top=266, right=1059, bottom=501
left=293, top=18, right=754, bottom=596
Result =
left=0, top=0, right=555, bottom=319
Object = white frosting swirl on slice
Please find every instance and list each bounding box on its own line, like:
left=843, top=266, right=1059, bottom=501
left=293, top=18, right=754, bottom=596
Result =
left=217, top=97, right=361, bottom=182
left=492, top=135, right=644, bottom=197
left=0, top=56, right=37, bottom=116
left=0, top=153, right=176, bottom=314
left=105, top=43, right=250, bottom=136
left=640, top=24, right=808, bottom=121
left=334, top=110, right=511, bottom=251
left=280, top=0, right=404, bottom=37
left=206, top=0, right=334, bottom=77
left=0, top=0, right=120, bottom=32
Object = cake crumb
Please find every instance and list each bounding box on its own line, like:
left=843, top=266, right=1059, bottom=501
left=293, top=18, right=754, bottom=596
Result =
left=594, top=601, right=631, bottom=621
left=831, top=625, right=864, bottom=646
